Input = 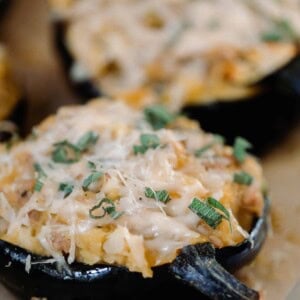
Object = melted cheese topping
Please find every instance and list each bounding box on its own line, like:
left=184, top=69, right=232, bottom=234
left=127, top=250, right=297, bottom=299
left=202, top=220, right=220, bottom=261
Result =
left=49, top=0, right=299, bottom=110
left=0, top=99, right=264, bottom=277
left=0, top=46, right=20, bottom=120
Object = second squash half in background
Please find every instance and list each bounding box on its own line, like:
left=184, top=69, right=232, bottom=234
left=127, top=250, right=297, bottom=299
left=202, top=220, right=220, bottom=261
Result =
left=49, top=0, right=300, bottom=153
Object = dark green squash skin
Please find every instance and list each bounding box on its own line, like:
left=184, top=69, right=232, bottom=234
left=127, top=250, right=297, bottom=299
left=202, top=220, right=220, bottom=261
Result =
left=183, top=55, right=300, bottom=154
left=54, top=20, right=300, bottom=154
left=0, top=199, right=269, bottom=299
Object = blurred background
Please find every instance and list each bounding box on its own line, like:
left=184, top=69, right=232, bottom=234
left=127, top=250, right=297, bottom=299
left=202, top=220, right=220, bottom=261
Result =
left=0, top=1, right=300, bottom=299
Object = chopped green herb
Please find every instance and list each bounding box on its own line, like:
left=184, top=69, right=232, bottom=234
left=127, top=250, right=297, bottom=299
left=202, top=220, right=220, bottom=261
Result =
left=34, top=163, right=47, bottom=192
left=195, top=143, right=214, bottom=157
left=89, top=198, right=124, bottom=220
left=194, top=134, right=225, bottom=157
left=82, top=171, right=103, bottom=191
left=34, top=163, right=47, bottom=178
left=144, top=105, right=175, bottom=130
left=76, top=131, right=99, bottom=152
left=144, top=187, right=171, bottom=204
left=233, top=137, right=252, bottom=164
left=213, top=134, right=225, bottom=145
left=261, top=19, right=297, bottom=42
left=233, top=171, right=253, bottom=186
left=261, top=31, right=282, bottom=42
left=207, top=197, right=230, bottom=220
left=134, top=133, right=160, bottom=155
left=52, top=140, right=81, bottom=164
left=207, top=197, right=232, bottom=231
left=87, top=161, right=96, bottom=170
left=52, top=132, right=99, bottom=165
left=207, top=19, right=220, bottom=30
left=34, top=180, right=44, bottom=192
left=189, top=198, right=223, bottom=229
left=59, top=182, right=74, bottom=198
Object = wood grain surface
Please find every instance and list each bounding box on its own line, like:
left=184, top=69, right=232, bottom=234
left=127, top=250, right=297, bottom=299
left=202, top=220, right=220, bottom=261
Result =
left=0, top=1, right=299, bottom=299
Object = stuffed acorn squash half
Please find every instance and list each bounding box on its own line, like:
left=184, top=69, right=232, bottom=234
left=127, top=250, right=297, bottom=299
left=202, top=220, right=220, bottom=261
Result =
left=0, top=99, right=269, bottom=299
left=49, top=0, right=300, bottom=152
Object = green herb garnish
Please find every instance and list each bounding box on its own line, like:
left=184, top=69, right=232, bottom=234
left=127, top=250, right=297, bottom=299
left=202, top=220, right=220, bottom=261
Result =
left=189, top=197, right=231, bottom=229
left=233, top=171, right=253, bottom=186
left=34, top=163, right=47, bottom=192
left=52, top=140, right=81, bottom=164
left=144, top=187, right=171, bottom=204
left=87, top=161, right=96, bottom=170
left=144, top=105, right=175, bottom=130
left=195, top=143, right=214, bottom=157
left=52, top=131, right=99, bottom=164
left=195, top=134, right=225, bottom=157
left=76, top=131, right=99, bottom=152
left=59, top=182, right=74, bottom=198
left=233, top=137, right=252, bottom=164
left=207, top=197, right=232, bottom=231
left=82, top=171, right=103, bottom=191
left=261, top=19, right=297, bottom=42
left=133, top=133, right=160, bottom=155
left=189, top=198, right=223, bottom=229
left=89, top=198, right=123, bottom=220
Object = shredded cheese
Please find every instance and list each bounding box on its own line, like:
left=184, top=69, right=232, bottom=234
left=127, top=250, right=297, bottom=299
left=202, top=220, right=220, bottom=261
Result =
left=49, top=0, right=299, bottom=110
left=0, top=99, right=264, bottom=277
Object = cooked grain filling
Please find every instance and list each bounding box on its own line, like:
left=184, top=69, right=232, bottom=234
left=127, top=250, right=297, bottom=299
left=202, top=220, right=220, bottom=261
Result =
left=50, top=0, right=299, bottom=109
left=0, top=100, right=264, bottom=277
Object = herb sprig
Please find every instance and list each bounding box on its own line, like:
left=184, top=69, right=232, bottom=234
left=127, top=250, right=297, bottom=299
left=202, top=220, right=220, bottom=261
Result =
left=261, top=19, right=297, bottom=42
left=59, top=182, right=74, bottom=198
left=133, top=134, right=160, bottom=155
left=233, top=171, right=253, bottom=186
left=52, top=131, right=99, bottom=164
left=82, top=171, right=103, bottom=191
left=195, top=134, right=225, bottom=157
left=189, top=197, right=231, bottom=230
left=89, top=198, right=123, bottom=220
left=34, top=163, right=47, bottom=192
left=144, top=187, right=171, bottom=204
left=144, top=105, right=175, bottom=130
left=233, top=137, right=252, bottom=164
